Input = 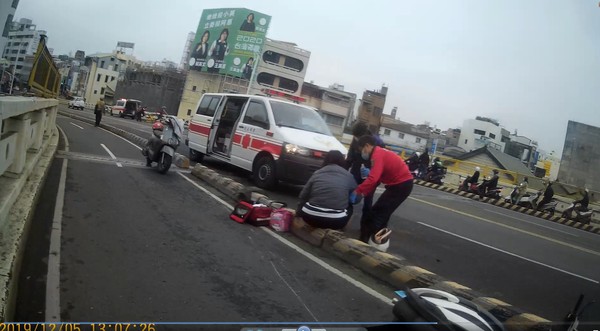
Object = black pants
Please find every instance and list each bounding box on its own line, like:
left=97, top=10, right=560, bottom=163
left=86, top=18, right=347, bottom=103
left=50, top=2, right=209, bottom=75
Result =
left=360, top=180, right=413, bottom=243
left=95, top=112, right=102, bottom=126
left=536, top=196, right=552, bottom=210
left=300, top=204, right=353, bottom=230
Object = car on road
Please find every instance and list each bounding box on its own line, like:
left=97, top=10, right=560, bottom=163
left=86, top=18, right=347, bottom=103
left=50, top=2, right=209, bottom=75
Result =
left=68, top=97, right=85, bottom=110
left=111, top=99, right=142, bottom=119
left=186, top=93, right=347, bottom=189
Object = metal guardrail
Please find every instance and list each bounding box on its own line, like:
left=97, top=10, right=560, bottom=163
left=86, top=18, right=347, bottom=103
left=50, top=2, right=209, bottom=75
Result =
left=27, top=35, right=60, bottom=98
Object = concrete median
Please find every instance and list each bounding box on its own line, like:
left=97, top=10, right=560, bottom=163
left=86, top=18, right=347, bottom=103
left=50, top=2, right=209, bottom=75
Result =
left=187, top=163, right=551, bottom=331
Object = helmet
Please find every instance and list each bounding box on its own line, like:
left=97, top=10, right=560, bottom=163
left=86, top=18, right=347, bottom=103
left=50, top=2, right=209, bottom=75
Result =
left=415, top=152, right=421, bottom=157
left=475, top=166, right=481, bottom=171
left=152, top=122, right=164, bottom=131
left=493, top=169, right=499, bottom=174
left=434, top=157, right=440, bottom=162
left=393, top=288, right=504, bottom=331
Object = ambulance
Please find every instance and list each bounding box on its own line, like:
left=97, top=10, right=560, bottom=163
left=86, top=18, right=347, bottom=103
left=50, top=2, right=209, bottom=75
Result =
left=186, top=93, right=347, bottom=189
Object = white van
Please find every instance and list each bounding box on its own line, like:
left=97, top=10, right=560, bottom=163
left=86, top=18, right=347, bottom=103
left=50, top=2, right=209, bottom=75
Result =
left=186, top=93, right=347, bottom=189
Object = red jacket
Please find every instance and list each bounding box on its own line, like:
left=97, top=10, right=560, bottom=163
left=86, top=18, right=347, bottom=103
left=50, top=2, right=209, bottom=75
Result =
left=356, top=147, right=413, bottom=196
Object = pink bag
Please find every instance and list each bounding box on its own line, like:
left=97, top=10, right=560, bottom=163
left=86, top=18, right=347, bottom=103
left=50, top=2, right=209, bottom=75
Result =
left=269, top=208, right=294, bottom=232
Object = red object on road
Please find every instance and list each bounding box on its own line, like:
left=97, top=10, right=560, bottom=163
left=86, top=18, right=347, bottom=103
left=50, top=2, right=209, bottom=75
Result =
left=229, top=201, right=272, bottom=226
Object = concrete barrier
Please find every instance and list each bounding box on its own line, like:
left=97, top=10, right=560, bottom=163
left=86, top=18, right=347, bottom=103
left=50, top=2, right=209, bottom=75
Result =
left=0, top=96, right=59, bottom=320
left=187, top=163, right=552, bottom=331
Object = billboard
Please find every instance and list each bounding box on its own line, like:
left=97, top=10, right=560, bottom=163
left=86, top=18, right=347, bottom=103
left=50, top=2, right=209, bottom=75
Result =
left=189, top=8, right=271, bottom=79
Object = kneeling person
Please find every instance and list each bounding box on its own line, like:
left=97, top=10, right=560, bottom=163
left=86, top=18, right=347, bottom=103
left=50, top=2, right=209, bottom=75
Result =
left=297, top=151, right=357, bottom=230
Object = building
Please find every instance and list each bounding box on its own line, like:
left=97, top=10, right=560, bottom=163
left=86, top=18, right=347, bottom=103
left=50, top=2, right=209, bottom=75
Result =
left=458, top=117, right=510, bottom=153
left=504, top=134, right=538, bottom=170
left=536, top=150, right=560, bottom=181
left=114, top=67, right=186, bottom=115
left=300, top=82, right=356, bottom=137
left=179, top=31, right=195, bottom=71
left=0, top=0, right=19, bottom=55
left=557, top=120, right=600, bottom=192
left=74, top=50, right=85, bottom=62
left=2, top=18, right=47, bottom=84
left=247, top=38, right=310, bottom=100
left=83, top=53, right=127, bottom=106
left=356, top=85, right=387, bottom=134
left=379, top=116, right=429, bottom=154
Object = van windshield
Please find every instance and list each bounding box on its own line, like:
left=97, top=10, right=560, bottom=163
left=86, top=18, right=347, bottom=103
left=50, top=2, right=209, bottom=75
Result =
left=116, top=101, right=125, bottom=107
left=270, top=101, right=332, bottom=136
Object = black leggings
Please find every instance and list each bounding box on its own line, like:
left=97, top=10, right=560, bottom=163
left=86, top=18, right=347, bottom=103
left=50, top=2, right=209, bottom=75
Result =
left=300, top=204, right=353, bottom=230
left=360, top=180, right=413, bottom=242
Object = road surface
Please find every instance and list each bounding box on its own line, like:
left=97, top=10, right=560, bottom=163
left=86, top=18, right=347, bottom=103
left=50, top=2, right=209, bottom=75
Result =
left=15, top=115, right=398, bottom=328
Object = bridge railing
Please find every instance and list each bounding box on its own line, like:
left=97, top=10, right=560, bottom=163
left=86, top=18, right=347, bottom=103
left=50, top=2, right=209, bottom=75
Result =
left=0, top=96, right=58, bottom=224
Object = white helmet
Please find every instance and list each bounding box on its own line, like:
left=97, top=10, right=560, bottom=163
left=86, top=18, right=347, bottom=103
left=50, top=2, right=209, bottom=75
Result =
left=415, top=152, right=421, bottom=157
left=475, top=167, right=481, bottom=172
left=393, top=288, right=504, bottom=331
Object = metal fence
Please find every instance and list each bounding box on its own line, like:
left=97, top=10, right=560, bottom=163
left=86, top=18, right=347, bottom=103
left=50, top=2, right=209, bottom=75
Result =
left=27, top=35, right=60, bottom=98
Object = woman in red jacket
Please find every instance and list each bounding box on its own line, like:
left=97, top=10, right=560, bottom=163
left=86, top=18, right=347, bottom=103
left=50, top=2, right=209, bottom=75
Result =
left=352, top=135, right=414, bottom=250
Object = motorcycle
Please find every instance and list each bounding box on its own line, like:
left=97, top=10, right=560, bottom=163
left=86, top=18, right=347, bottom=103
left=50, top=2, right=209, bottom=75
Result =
left=562, top=294, right=596, bottom=331
left=142, top=115, right=184, bottom=174
left=391, top=287, right=505, bottom=331
left=460, top=176, right=479, bottom=193
left=505, top=185, right=538, bottom=208
left=424, top=166, right=446, bottom=185
left=475, top=178, right=503, bottom=199
left=561, top=203, right=594, bottom=225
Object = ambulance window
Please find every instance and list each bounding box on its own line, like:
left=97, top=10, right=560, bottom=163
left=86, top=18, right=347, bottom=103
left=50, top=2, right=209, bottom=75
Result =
left=243, top=101, right=269, bottom=130
left=197, top=96, right=220, bottom=116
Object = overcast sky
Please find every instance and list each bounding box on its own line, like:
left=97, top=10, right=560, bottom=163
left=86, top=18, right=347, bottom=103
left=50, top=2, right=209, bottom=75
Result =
left=15, top=0, right=600, bottom=154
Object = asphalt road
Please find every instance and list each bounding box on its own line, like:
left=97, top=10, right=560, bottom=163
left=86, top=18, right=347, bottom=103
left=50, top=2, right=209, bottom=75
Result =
left=15, top=115, right=400, bottom=328
left=56, top=106, right=600, bottom=322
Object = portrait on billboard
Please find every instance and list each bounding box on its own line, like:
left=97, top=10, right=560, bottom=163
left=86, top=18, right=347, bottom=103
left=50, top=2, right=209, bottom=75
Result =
left=189, top=30, right=211, bottom=68
left=240, top=13, right=256, bottom=32
left=207, top=28, right=230, bottom=73
left=242, top=57, right=254, bottom=80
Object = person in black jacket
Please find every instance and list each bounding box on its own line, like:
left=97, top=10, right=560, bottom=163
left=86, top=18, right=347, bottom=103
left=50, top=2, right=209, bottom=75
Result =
left=478, top=169, right=499, bottom=198
left=345, top=122, right=385, bottom=242
left=574, top=189, right=590, bottom=211
left=240, top=13, right=256, bottom=32
left=536, top=181, right=554, bottom=210
left=417, top=150, right=430, bottom=178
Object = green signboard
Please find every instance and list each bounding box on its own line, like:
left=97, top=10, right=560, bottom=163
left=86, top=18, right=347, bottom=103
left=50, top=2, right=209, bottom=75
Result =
left=189, top=8, right=271, bottom=79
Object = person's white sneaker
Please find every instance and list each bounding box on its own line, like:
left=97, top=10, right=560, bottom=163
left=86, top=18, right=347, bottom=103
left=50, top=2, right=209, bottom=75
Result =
left=368, top=228, right=392, bottom=252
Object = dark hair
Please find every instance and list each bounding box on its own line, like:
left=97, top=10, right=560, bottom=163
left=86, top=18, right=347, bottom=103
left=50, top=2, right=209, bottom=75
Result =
left=246, top=57, right=254, bottom=64
left=352, top=122, right=369, bottom=137
left=322, top=150, right=346, bottom=168
left=220, top=28, right=229, bottom=40
left=247, top=13, right=254, bottom=21
left=357, top=135, right=376, bottom=148
left=201, top=30, right=210, bottom=42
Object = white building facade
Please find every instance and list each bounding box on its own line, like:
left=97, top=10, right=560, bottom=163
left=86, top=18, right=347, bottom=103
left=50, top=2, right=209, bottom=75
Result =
left=458, top=117, right=507, bottom=152
left=84, top=53, right=126, bottom=106
left=2, top=18, right=46, bottom=82
left=247, top=38, right=310, bottom=99
left=379, top=121, right=429, bottom=153
left=0, top=0, right=19, bottom=55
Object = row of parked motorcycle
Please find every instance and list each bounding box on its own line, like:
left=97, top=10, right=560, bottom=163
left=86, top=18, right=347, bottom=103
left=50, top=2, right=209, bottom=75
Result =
left=457, top=170, right=594, bottom=224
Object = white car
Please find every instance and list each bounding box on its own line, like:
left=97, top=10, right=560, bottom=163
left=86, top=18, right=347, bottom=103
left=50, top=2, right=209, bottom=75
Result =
left=68, top=97, right=85, bottom=110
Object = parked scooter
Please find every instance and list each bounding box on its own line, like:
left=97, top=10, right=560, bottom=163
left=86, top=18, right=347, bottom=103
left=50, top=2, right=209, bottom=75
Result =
left=505, top=185, right=539, bottom=208
left=561, top=203, right=594, bottom=225
left=142, top=115, right=184, bottom=174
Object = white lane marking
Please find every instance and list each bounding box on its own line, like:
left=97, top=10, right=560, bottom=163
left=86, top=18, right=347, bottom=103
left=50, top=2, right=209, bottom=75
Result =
left=177, top=172, right=393, bottom=306
left=418, top=222, right=599, bottom=284
left=69, top=122, right=84, bottom=130
left=46, top=126, right=70, bottom=321
left=270, top=261, right=319, bottom=321
left=485, top=209, right=579, bottom=237
left=99, top=127, right=143, bottom=151
left=100, top=143, right=123, bottom=168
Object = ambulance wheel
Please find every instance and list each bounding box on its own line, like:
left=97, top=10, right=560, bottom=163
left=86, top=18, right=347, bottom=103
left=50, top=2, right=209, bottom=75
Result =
left=253, top=155, right=277, bottom=189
